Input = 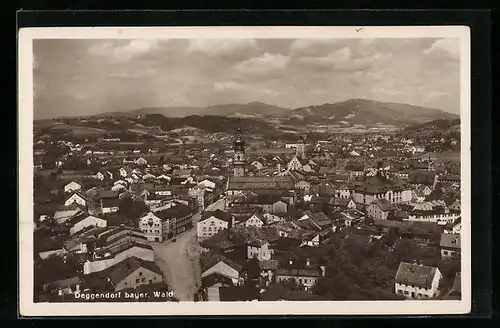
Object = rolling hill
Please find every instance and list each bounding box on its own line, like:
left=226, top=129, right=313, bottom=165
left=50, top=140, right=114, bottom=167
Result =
left=137, top=114, right=274, bottom=134
left=287, top=99, right=459, bottom=127
left=404, top=118, right=460, bottom=132
left=100, top=102, right=291, bottom=118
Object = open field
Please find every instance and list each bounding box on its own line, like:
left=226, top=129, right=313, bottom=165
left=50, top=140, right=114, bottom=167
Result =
left=47, top=124, right=108, bottom=136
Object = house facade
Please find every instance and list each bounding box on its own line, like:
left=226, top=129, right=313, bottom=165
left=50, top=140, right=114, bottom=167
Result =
left=366, top=199, right=395, bottom=220
left=247, top=240, right=272, bottom=261
left=275, top=259, right=325, bottom=292
left=197, top=210, right=234, bottom=239
left=244, top=214, right=265, bottom=228
left=440, top=233, right=461, bottom=260
left=68, top=215, right=107, bottom=235
left=138, top=212, right=170, bottom=242
left=64, top=181, right=82, bottom=193
left=64, top=192, right=87, bottom=207
left=394, top=262, right=442, bottom=299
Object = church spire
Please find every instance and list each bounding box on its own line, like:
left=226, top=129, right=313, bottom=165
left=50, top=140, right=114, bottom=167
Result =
left=296, top=131, right=306, bottom=160
left=233, top=127, right=246, bottom=177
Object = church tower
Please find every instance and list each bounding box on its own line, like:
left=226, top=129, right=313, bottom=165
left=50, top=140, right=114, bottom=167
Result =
left=233, top=128, right=246, bottom=177
left=296, top=133, right=306, bottom=160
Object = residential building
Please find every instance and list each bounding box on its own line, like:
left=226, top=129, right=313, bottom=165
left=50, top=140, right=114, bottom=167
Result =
left=247, top=240, right=272, bottom=261
left=66, top=212, right=107, bottom=236
left=353, top=173, right=412, bottom=205
left=197, top=209, right=235, bottom=239
left=440, top=233, right=461, bottom=260
left=201, top=252, right=244, bottom=287
left=64, top=191, right=87, bottom=207
left=84, top=256, right=163, bottom=292
left=64, top=181, right=82, bottom=193
left=138, top=211, right=169, bottom=242
left=275, top=258, right=326, bottom=292
left=243, top=213, right=266, bottom=228
left=394, top=262, right=442, bottom=299
left=366, top=198, right=396, bottom=220
left=84, top=241, right=154, bottom=275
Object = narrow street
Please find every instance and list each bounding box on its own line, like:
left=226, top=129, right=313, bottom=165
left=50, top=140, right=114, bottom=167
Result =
left=204, top=196, right=226, bottom=212
left=151, top=211, right=202, bottom=301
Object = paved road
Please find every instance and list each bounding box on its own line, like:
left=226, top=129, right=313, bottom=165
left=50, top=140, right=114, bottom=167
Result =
left=204, top=196, right=226, bottom=212
left=151, top=212, right=202, bottom=301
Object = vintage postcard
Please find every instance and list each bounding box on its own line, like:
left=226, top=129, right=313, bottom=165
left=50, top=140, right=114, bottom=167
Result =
left=18, top=26, right=471, bottom=316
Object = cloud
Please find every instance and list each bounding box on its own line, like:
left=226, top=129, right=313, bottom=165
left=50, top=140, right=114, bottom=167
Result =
left=235, top=53, right=290, bottom=77
left=87, top=40, right=160, bottom=61
left=214, top=81, right=244, bottom=92
left=289, top=39, right=345, bottom=57
left=424, top=38, right=460, bottom=61
left=297, top=47, right=391, bottom=72
left=187, top=39, right=259, bottom=60
left=107, top=68, right=157, bottom=79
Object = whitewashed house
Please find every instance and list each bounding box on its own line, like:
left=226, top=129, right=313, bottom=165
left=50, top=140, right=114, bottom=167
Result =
left=64, top=181, right=82, bottom=193
left=394, top=262, right=442, bottom=299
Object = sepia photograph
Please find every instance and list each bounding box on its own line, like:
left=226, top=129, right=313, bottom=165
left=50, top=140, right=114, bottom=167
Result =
left=18, top=26, right=471, bottom=316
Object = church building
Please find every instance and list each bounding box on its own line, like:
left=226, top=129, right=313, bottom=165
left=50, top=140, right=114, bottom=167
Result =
left=226, top=128, right=295, bottom=200
left=287, top=134, right=309, bottom=171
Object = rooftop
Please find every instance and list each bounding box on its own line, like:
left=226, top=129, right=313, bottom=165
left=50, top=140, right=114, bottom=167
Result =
left=394, top=262, right=438, bottom=289
left=440, top=233, right=461, bottom=250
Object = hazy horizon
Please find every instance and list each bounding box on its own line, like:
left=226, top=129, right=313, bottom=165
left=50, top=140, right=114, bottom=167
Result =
left=34, top=38, right=461, bottom=120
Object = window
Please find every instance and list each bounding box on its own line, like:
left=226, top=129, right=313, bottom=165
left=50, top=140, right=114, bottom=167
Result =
left=149, top=280, right=153, bottom=284
left=139, top=272, right=142, bottom=276
left=141, top=277, right=145, bottom=282
left=136, top=279, right=140, bottom=283
left=404, top=291, right=409, bottom=295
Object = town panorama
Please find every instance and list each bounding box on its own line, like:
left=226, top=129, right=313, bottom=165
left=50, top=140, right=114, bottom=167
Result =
left=32, top=38, right=462, bottom=303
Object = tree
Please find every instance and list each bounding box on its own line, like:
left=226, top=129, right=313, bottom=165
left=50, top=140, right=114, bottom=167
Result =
left=280, top=277, right=298, bottom=291
left=118, top=197, right=149, bottom=220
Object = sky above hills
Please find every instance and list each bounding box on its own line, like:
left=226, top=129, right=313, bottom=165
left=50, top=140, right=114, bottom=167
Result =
left=34, top=37, right=461, bottom=119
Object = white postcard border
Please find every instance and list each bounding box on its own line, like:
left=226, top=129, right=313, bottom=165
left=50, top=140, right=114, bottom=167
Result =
left=18, top=26, right=471, bottom=316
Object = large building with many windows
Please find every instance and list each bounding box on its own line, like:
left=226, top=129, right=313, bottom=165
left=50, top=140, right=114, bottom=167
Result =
left=353, top=172, right=412, bottom=205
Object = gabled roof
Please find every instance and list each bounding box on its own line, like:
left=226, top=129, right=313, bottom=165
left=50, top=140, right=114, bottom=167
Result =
left=369, top=198, right=396, bottom=212
left=200, top=252, right=243, bottom=273
left=395, top=262, right=439, bottom=289
left=66, top=190, right=86, bottom=200
left=66, top=211, right=97, bottom=226
left=408, top=170, right=436, bottom=185
left=96, top=190, right=121, bottom=200
left=440, top=233, right=461, bottom=249
left=101, top=197, right=121, bottom=208
left=96, top=256, right=162, bottom=285
left=155, top=203, right=192, bottom=220
left=355, top=175, right=409, bottom=194
left=200, top=209, right=234, bottom=224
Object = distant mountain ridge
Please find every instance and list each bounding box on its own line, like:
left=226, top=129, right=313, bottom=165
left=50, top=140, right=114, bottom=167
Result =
left=287, top=99, right=458, bottom=126
left=99, top=101, right=292, bottom=118
left=58, top=98, right=458, bottom=129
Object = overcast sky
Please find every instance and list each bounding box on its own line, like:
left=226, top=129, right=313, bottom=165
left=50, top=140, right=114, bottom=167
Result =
left=33, top=38, right=460, bottom=119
